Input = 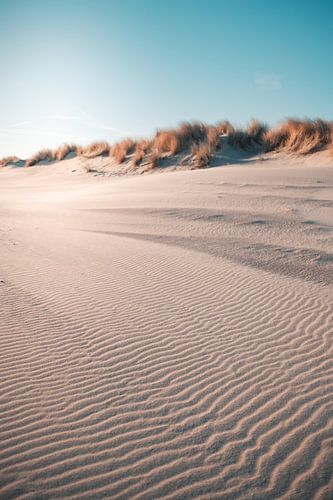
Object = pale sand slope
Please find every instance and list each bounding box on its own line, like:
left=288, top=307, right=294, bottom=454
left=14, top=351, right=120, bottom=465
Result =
left=0, top=154, right=333, bottom=499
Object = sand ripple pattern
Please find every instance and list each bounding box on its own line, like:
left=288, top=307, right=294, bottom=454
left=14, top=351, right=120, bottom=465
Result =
left=1, top=224, right=332, bottom=500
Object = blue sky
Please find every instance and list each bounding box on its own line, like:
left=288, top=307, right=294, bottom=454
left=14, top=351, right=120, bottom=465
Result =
left=0, top=0, right=332, bottom=157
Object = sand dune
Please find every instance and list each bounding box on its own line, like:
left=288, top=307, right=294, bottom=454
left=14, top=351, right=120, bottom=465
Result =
left=0, top=154, right=332, bottom=498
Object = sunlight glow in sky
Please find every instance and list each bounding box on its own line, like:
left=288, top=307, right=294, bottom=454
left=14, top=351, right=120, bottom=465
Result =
left=0, top=0, right=332, bottom=157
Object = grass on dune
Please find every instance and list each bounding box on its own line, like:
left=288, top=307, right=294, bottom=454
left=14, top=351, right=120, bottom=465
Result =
left=228, top=120, right=268, bottom=150
left=178, top=121, right=207, bottom=145
left=216, top=120, right=235, bottom=136
left=54, top=143, right=82, bottom=161
left=110, top=139, right=136, bottom=164
left=0, top=156, right=20, bottom=167
left=132, top=140, right=152, bottom=167
left=2, top=117, right=332, bottom=173
left=145, top=150, right=161, bottom=170
left=82, top=141, right=110, bottom=158
left=247, top=119, right=268, bottom=144
left=25, top=149, right=55, bottom=167
left=154, top=129, right=182, bottom=155
left=206, top=126, right=221, bottom=150
left=153, top=122, right=208, bottom=156
left=264, top=119, right=332, bottom=154
left=132, top=147, right=145, bottom=167
left=191, top=142, right=214, bottom=169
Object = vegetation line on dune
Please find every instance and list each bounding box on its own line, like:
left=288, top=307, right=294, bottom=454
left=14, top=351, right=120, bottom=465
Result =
left=1, top=118, right=332, bottom=171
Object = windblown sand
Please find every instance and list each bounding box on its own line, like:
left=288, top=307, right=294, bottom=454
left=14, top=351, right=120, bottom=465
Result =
left=1, top=154, right=333, bottom=499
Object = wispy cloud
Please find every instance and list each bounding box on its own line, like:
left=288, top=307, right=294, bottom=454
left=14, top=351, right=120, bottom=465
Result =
left=3, top=114, right=133, bottom=137
left=0, top=113, right=134, bottom=157
left=254, top=73, right=282, bottom=91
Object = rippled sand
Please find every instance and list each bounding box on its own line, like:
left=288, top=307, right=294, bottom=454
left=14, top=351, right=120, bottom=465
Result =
left=1, top=154, right=332, bottom=499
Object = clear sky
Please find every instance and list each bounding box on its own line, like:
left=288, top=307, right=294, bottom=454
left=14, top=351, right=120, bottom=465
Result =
left=0, top=0, right=332, bottom=157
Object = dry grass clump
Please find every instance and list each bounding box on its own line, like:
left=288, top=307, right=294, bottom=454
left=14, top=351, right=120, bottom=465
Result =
left=247, top=119, right=268, bottom=144
left=228, top=120, right=267, bottom=150
left=132, top=140, right=152, bottom=167
left=180, top=124, right=222, bottom=169
left=54, top=143, right=82, bottom=161
left=286, top=120, right=316, bottom=154
left=289, top=119, right=331, bottom=154
left=178, top=121, right=207, bottom=146
left=138, top=139, right=152, bottom=152
left=264, top=119, right=332, bottom=154
left=132, top=140, right=154, bottom=168
left=25, top=149, right=55, bottom=167
left=153, top=122, right=208, bottom=155
left=264, top=119, right=305, bottom=153
left=110, top=138, right=136, bottom=164
left=154, top=129, right=182, bottom=155
left=0, top=155, right=20, bottom=167
left=82, top=141, right=110, bottom=158
left=191, top=142, right=213, bottom=169
left=146, top=150, right=161, bottom=170
left=206, top=126, right=221, bottom=150
left=228, top=129, right=253, bottom=150
left=216, top=121, right=235, bottom=136
left=263, top=124, right=289, bottom=152
left=132, top=147, right=145, bottom=167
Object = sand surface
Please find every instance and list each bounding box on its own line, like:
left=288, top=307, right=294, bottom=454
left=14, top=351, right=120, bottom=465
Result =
left=1, top=154, right=333, bottom=499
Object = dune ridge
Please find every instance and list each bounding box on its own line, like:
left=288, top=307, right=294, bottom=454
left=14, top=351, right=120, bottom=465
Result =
left=0, top=155, right=332, bottom=498
left=1, top=118, right=333, bottom=173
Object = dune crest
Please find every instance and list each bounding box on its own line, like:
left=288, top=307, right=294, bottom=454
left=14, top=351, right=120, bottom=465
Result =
left=1, top=118, right=333, bottom=174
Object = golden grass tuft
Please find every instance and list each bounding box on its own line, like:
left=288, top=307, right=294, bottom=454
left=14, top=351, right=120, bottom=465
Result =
left=146, top=150, right=161, bottom=170
left=264, top=119, right=332, bottom=154
left=247, top=119, right=268, bottom=144
left=178, top=121, right=207, bottom=145
left=110, top=139, right=136, bottom=164
left=263, top=124, right=289, bottom=152
left=206, top=126, right=221, bottom=150
left=82, top=141, right=110, bottom=158
left=291, top=119, right=331, bottom=154
left=228, top=129, right=252, bottom=150
left=0, top=155, right=20, bottom=167
left=131, top=140, right=153, bottom=167
left=154, top=129, right=182, bottom=155
left=25, top=149, right=55, bottom=167
left=191, top=142, right=213, bottom=169
left=54, top=143, right=82, bottom=161
left=132, top=147, right=145, bottom=167
left=228, top=120, right=267, bottom=150
left=138, top=139, right=152, bottom=152
left=216, top=121, right=235, bottom=136
left=153, top=122, right=208, bottom=155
